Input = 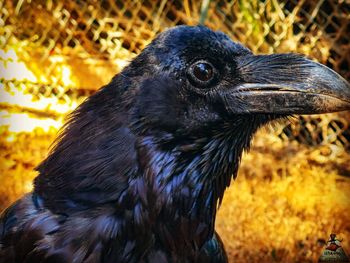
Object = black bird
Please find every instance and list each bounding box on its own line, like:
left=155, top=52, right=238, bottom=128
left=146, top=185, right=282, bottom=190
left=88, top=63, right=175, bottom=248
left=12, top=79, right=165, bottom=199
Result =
left=1, top=25, right=350, bottom=263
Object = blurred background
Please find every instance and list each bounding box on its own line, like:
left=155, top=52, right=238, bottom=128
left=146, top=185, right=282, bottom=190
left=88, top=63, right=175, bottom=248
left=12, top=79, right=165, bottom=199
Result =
left=0, top=0, right=349, bottom=262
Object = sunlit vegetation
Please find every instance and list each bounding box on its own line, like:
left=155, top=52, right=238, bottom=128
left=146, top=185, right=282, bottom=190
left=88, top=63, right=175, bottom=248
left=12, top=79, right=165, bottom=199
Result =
left=1, top=1, right=350, bottom=261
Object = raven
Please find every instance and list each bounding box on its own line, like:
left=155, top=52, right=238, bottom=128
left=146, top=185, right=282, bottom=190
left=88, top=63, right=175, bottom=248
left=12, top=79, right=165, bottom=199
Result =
left=1, top=25, right=350, bottom=263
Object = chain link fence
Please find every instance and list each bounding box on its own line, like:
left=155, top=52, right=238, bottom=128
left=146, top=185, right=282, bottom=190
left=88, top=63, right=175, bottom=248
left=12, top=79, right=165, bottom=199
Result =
left=1, top=2, right=350, bottom=262
left=0, top=0, right=349, bottom=149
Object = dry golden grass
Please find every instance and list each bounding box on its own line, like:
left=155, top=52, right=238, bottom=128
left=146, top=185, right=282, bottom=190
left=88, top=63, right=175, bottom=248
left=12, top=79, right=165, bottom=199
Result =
left=1, top=126, right=349, bottom=262
left=217, top=132, right=350, bottom=262
left=0, top=128, right=52, bottom=206
left=1, top=1, right=350, bottom=262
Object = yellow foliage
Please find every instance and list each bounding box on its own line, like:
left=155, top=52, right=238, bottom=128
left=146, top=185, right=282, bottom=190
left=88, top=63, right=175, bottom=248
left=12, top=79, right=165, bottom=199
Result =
left=216, top=134, right=350, bottom=262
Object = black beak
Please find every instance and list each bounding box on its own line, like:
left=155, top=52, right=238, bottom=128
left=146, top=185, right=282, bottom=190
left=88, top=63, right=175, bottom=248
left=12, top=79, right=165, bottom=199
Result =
left=224, top=54, right=350, bottom=114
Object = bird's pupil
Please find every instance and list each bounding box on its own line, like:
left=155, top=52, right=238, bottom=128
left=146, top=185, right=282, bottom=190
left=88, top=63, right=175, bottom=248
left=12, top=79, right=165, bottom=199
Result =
left=193, top=63, right=213, bottom=82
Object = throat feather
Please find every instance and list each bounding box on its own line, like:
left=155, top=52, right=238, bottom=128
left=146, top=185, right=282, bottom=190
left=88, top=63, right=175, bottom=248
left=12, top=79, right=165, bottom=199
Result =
left=137, top=124, right=255, bottom=219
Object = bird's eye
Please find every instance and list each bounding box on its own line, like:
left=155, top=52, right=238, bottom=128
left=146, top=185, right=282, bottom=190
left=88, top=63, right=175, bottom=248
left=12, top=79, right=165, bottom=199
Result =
left=193, top=62, right=213, bottom=82
left=188, top=61, right=215, bottom=85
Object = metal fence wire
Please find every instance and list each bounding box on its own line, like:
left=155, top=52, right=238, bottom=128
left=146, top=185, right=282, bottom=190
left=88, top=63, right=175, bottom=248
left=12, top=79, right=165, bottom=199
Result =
left=0, top=0, right=349, bottom=149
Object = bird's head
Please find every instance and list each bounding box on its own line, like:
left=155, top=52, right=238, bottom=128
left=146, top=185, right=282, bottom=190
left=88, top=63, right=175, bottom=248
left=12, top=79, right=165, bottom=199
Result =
left=125, top=25, right=350, bottom=138
left=35, top=25, right=350, bottom=211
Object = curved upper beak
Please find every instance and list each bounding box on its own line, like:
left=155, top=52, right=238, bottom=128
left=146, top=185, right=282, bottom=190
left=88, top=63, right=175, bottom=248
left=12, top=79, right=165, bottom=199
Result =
left=224, top=54, right=350, bottom=114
